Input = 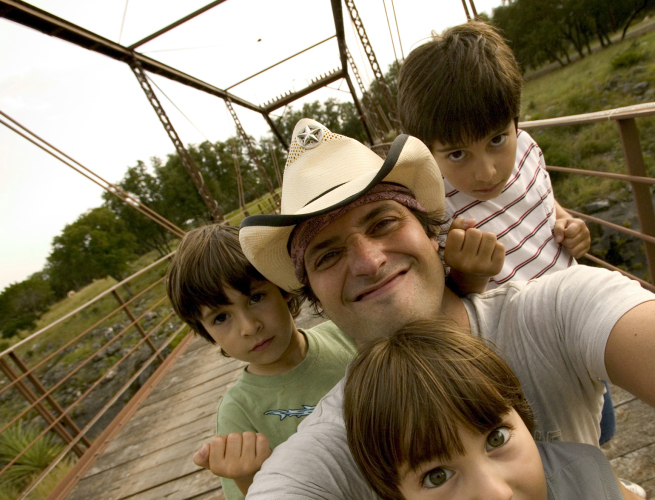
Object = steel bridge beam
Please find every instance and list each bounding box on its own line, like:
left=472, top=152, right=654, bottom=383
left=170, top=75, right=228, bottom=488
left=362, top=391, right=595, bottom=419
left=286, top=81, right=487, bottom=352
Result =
left=0, top=0, right=262, bottom=113
left=330, top=0, right=374, bottom=144
left=128, top=0, right=229, bottom=49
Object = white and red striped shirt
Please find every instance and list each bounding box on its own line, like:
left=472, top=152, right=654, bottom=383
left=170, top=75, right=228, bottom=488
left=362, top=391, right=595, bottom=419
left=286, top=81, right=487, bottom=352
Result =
left=444, top=129, right=574, bottom=289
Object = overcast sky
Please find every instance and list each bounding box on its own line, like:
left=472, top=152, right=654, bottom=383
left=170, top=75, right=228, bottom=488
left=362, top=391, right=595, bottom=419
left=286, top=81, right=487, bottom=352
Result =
left=0, top=0, right=503, bottom=292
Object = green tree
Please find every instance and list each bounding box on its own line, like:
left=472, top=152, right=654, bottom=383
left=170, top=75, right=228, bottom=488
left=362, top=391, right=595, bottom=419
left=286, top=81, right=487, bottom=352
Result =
left=45, top=207, right=138, bottom=298
left=0, top=273, right=53, bottom=338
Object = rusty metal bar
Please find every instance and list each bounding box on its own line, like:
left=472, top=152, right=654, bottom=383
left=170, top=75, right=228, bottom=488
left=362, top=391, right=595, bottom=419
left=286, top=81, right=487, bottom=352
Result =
left=9, top=352, right=91, bottom=448
left=43, top=326, right=194, bottom=500
left=130, top=58, right=224, bottom=221
left=0, top=111, right=185, bottom=237
left=0, top=311, right=177, bottom=478
left=262, top=69, right=344, bottom=113
left=331, top=0, right=374, bottom=144
left=0, top=357, right=86, bottom=457
left=616, top=118, right=655, bottom=281
left=582, top=254, right=655, bottom=293
left=0, top=113, right=186, bottom=238
left=0, top=0, right=263, bottom=114
left=568, top=208, right=655, bottom=246
left=467, top=0, right=479, bottom=18
left=343, top=0, right=401, bottom=131
left=225, top=35, right=337, bottom=90
left=0, top=297, right=172, bottom=437
left=112, top=290, right=164, bottom=361
left=225, top=99, right=276, bottom=195
left=1, top=253, right=173, bottom=357
left=546, top=165, right=655, bottom=185
left=461, top=0, right=471, bottom=20
left=0, top=275, right=168, bottom=400
left=128, top=0, right=229, bottom=49
left=519, top=102, right=655, bottom=129
left=262, top=113, right=288, bottom=150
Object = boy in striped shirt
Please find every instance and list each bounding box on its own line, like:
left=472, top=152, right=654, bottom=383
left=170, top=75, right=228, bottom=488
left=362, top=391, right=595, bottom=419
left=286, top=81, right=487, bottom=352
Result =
left=397, top=20, right=591, bottom=290
left=396, top=20, right=627, bottom=458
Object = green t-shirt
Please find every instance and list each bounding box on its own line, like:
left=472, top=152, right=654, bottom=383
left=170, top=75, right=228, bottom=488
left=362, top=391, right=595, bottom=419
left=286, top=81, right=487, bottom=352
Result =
left=215, top=321, right=357, bottom=500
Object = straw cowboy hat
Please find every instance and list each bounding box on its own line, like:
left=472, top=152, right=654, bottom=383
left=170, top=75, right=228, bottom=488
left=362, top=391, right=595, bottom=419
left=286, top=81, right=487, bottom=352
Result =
left=239, top=118, right=445, bottom=291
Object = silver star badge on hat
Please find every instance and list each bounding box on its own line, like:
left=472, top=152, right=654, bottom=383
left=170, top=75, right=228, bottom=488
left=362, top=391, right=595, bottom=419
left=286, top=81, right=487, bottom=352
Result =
left=296, top=125, right=323, bottom=149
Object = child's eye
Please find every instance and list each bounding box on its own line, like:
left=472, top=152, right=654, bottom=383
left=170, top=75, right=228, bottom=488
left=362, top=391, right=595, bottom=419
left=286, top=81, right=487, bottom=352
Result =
left=447, top=150, right=466, bottom=162
left=250, top=292, right=265, bottom=304
left=486, top=426, right=511, bottom=450
left=490, top=134, right=507, bottom=147
left=422, top=467, right=453, bottom=488
left=213, top=313, right=228, bottom=325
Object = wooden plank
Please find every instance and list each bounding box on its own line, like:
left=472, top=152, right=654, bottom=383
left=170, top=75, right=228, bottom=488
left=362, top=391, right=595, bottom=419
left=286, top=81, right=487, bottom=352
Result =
left=601, top=399, right=655, bottom=459
left=122, top=469, right=224, bottom=500
left=87, top=382, right=240, bottom=477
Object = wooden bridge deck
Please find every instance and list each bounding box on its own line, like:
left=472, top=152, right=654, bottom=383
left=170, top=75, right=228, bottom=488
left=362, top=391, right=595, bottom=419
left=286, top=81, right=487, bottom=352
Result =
left=66, top=313, right=655, bottom=499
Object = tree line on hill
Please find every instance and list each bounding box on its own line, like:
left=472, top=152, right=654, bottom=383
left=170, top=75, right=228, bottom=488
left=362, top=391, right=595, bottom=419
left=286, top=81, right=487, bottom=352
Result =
left=493, top=0, right=654, bottom=70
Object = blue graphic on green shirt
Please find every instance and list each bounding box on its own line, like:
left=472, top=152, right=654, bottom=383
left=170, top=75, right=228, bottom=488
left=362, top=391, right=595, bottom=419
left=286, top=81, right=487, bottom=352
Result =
left=264, top=405, right=315, bottom=420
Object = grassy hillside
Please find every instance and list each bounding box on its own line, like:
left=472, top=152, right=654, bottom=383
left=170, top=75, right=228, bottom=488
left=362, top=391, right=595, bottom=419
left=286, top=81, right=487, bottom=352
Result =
left=522, top=32, right=655, bottom=208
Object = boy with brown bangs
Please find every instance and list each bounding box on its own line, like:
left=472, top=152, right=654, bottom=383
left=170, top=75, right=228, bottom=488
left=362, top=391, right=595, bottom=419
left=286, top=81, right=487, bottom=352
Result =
left=396, top=20, right=624, bottom=450
left=343, top=321, right=639, bottom=500
left=166, top=224, right=358, bottom=499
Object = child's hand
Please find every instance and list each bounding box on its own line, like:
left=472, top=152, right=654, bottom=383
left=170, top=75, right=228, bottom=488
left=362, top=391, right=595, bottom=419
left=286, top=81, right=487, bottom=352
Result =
left=192, top=432, right=272, bottom=495
left=445, top=218, right=505, bottom=277
left=553, top=217, right=590, bottom=259
left=444, top=218, right=505, bottom=295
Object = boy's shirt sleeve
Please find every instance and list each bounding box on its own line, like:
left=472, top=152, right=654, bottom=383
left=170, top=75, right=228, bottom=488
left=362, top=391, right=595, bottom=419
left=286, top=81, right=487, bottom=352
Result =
left=215, top=394, right=256, bottom=500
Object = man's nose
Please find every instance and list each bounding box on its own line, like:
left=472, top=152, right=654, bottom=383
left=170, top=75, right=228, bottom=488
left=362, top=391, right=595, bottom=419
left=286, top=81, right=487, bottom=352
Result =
left=474, top=156, right=497, bottom=182
left=347, top=235, right=387, bottom=276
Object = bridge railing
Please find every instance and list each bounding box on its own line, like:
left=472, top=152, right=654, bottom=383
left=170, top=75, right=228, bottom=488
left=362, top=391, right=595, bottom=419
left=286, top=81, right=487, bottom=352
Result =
left=371, top=102, right=655, bottom=293
left=0, top=252, right=191, bottom=500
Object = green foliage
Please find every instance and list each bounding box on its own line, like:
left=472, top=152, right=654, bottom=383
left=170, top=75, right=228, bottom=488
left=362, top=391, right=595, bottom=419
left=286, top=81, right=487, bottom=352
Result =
left=45, top=207, right=138, bottom=298
left=0, top=421, right=73, bottom=493
left=492, top=0, right=655, bottom=71
left=0, top=273, right=53, bottom=338
left=522, top=30, right=655, bottom=208
left=611, top=42, right=649, bottom=69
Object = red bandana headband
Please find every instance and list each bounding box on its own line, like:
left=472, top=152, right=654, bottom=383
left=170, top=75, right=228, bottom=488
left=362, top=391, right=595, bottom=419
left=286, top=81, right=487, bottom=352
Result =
left=289, top=183, right=426, bottom=284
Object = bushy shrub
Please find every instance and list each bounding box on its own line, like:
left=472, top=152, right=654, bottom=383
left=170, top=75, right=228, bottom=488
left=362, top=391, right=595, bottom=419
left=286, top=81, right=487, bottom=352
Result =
left=611, top=43, right=648, bottom=70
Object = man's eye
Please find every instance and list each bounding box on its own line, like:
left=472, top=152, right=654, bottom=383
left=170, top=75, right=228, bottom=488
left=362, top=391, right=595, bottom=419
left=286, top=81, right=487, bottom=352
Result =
left=486, top=426, right=511, bottom=450
left=250, top=292, right=265, bottom=304
left=422, top=467, right=453, bottom=488
left=214, top=313, right=228, bottom=325
left=447, top=150, right=466, bottom=162
left=315, top=250, right=341, bottom=269
left=490, top=134, right=507, bottom=147
left=371, top=218, right=396, bottom=234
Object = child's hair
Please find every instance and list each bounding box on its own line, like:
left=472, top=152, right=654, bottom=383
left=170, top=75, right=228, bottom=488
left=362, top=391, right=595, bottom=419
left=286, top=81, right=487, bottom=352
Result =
left=166, top=224, right=303, bottom=349
left=343, top=319, right=535, bottom=500
left=398, top=20, right=523, bottom=148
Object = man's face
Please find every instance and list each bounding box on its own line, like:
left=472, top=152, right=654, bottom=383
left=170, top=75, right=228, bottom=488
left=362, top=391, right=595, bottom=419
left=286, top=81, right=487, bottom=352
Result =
left=303, top=200, right=446, bottom=344
left=431, top=121, right=518, bottom=201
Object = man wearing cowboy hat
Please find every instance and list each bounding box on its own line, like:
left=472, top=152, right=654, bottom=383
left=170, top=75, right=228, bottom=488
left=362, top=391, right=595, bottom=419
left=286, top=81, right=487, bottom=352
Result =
left=234, top=118, right=655, bottom=498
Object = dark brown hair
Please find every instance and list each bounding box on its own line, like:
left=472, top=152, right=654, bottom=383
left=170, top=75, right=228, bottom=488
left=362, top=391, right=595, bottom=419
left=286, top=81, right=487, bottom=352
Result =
left=166, top=224, right=302, bottom=349
left=398, top=21, right=523, bottom=148
left=343, top=320, right=535, bottom=500
left=298, top=206, right=448, bottom=316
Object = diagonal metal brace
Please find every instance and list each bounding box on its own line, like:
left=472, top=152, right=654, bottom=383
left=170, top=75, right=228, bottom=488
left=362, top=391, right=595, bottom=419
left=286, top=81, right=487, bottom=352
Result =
left=129, top=58, right=224, bottom=222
